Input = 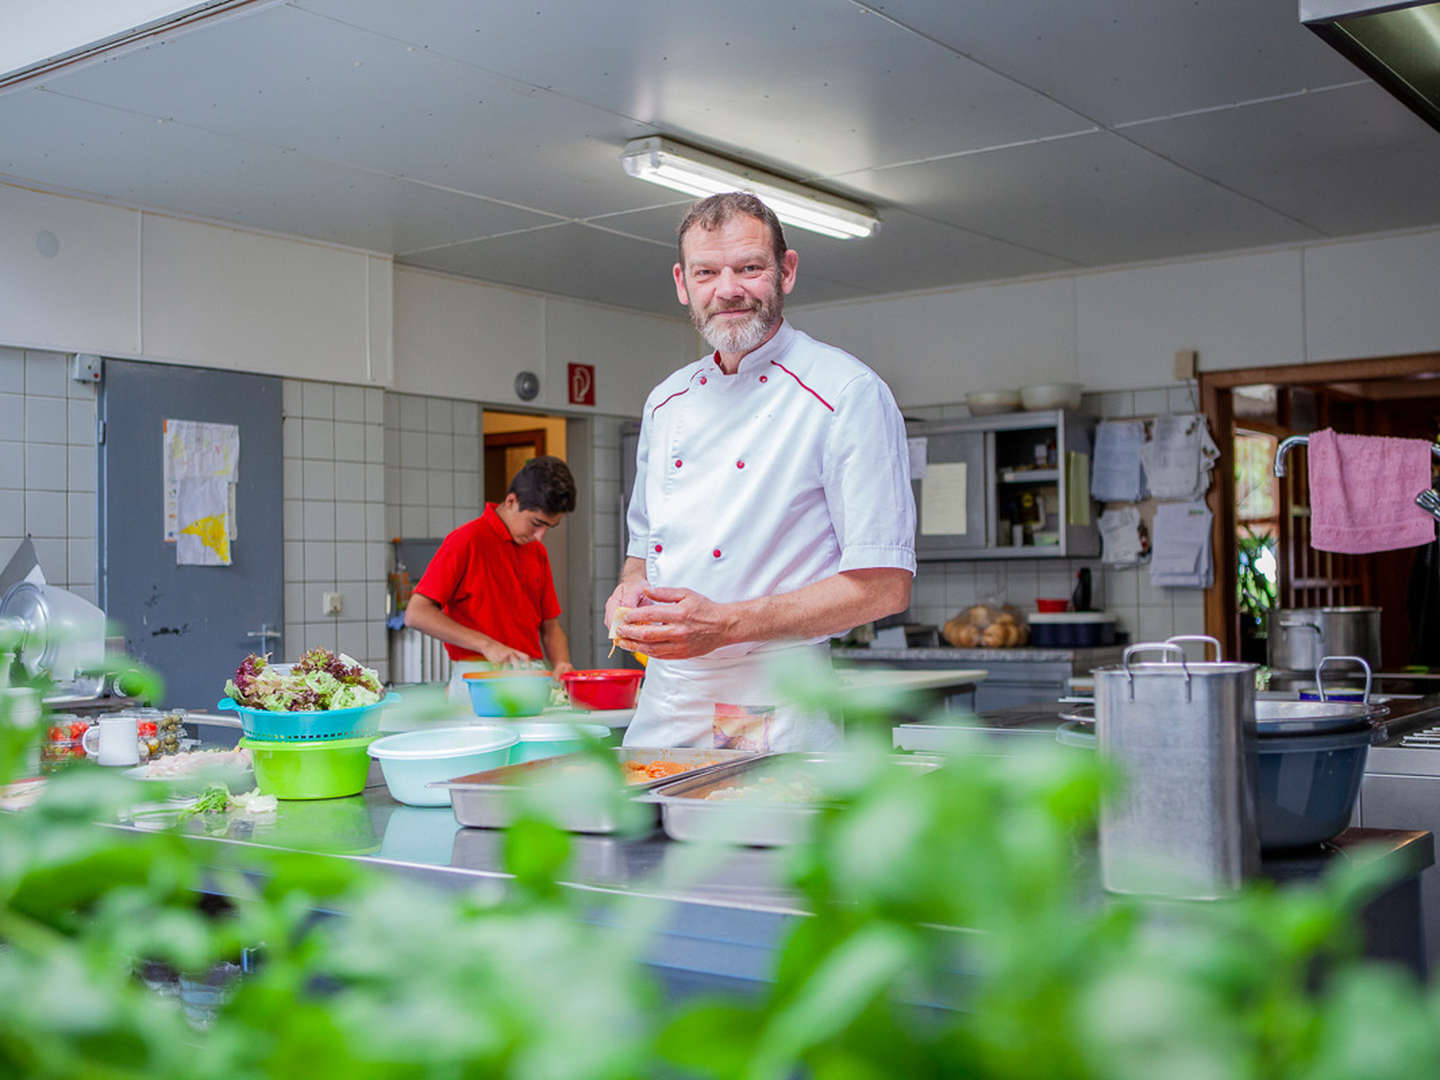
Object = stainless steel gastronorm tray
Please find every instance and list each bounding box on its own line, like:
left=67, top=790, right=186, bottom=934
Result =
left=645, top=752, right=944, bottom=847
left=435, top=747, right=762, bottom=833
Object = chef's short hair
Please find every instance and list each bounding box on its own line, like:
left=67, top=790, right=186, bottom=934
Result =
left=677, top=193, right=788, bottom=268
left=508, top=455, right=576, bottom=515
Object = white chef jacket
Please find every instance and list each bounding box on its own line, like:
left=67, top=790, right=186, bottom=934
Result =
left=621, top=320, right=915, bottom=750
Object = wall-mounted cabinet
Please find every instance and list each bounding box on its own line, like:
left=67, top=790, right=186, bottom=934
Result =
left=909, top=410, right=1098, bottom=561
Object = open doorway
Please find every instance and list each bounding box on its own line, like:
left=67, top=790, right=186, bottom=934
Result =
left=1200, top=355, right=1440, bottom=667
left=481, top=409, right=571, bottom=646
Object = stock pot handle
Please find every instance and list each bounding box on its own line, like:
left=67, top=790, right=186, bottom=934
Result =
left=1315, top=655, right=1372, bottom=703
left=1121, top=642, right=1191, bottom=702
left=1165, top=634, right=1222, bottom=661
left=1277, top=618, right=1321, bottom=633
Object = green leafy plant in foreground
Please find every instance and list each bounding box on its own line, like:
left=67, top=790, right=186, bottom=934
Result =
left=2, top=653, right=1440, bottom=1078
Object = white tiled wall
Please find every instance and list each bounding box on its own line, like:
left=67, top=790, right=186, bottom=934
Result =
left=902, top=387, right=1209, bottom=644
left=280, top=379, right=390, bottom=675
left=382, top=392, right=482, bottom=541
left=0, top=347, right=97, bottom=600
left=589, top=417, right=627, bottom=660
left=1078, top=385, right=1208, bottom=644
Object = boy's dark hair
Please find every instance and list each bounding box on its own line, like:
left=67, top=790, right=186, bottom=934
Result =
left=508, top=455, right=576, bottom=515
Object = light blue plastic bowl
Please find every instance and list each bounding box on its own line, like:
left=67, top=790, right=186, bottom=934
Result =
left=367, top=724, right=518, bottom=807
left=463, top=672, right=555, bottom=717
left=505, top=720, right=614, bottom=764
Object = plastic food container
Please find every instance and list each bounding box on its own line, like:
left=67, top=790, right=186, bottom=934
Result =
left=239, top=735, right=378, bottom=800
left=463, top=672, right=554, bottom=717
left=1035, top=598, right=1069, bottom=614
left=1028, top=612, right=1117, bottom=647
left=367, top=725, right=518, bottom=807
left=503, top=720, right=613, bottom=764
left=561, top=669, right=644, bottom=711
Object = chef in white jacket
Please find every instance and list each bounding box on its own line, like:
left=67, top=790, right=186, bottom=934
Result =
left=606, top=192, right=915, bottom=751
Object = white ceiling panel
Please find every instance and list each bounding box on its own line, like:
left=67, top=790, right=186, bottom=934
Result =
left=594, top=203, right=1076, bottom=293
left=295, top=0, right=1094, bottom=177
left=1120, top=84, right=1440, bottom=237
left=840, top=130, right=1320, bottom=266
left=44, top=3, right=661, bottom=217
left=398, top=224, right=682, bottom=315
left=866, top=0, right=1364, bottom=125
left=0, top=88, right=557, bottom=251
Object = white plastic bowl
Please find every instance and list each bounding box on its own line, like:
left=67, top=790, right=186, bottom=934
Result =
left=1020, top=382, right=1084, bottom=411
left=367, top=724, right=518, bottom=807
left=965, top=389, right=1022, bottom=416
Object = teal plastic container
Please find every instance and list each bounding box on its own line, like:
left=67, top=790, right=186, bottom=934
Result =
left=463, top=672, right=554, bottom=717
left=504, top=720, right=613, bottom=763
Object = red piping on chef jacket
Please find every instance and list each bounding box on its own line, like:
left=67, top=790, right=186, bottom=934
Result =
left=651, top=388, right=689, bottom=417
left=769, top=360, right=834, bottom=411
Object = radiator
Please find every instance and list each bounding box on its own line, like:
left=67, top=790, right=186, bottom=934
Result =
left=388, top=627, right=452, bottom=684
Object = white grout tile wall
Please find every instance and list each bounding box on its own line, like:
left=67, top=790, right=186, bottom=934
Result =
left=589, top=417, right=627, bottom=662
left=281, top=378, right=390, bottom=677
left=382, top=392, right=482, bottom=543
left=1077, top=385, right=1208, bottom=644
left=0, top=347, right=98, bottom=600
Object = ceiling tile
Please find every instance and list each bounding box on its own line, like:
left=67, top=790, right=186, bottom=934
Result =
left=44, top=3, right=661, bottom=218
left=398, top=224, right=682, bottom=314
left=296, top=0, right=1093, bottom=177
left=0, top=88, right=557, bottom=251
left=867, top=0, right=1363, bottom=125
left=594, top=203, right=1075, bottom=294
left=1120, top=83, right=1440, bottom=237
left=840, top=130, right=1320, bottom=266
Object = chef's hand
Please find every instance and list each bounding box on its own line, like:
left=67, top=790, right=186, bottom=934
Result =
left=604, top=580, right=648, bottom=634
left=615, top=586, right=736, bottom=659
left=552, top=661, right=576, bottom=678
left=481, top=642, right=531, bottom=668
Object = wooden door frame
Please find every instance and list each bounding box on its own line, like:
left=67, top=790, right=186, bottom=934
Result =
left=1199, top=351, right=1440, bottom=657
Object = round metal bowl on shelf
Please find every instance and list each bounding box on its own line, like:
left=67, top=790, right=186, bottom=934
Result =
left=1020, top=382, right=1084, bottom=411
left=965, top=389, right=1021, bottom=416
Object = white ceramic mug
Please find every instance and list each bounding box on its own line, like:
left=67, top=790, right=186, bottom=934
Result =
left=81, top=714, right=140, bottom=766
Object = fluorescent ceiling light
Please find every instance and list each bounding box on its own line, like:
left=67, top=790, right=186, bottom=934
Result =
left=1302, top=0, right=1440, bottom=134
left=621, top=136, right=880, bottom=241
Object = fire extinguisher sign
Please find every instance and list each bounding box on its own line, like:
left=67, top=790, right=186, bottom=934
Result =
left=568, top=363, right=595, bottom=406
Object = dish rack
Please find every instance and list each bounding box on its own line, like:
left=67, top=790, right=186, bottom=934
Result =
left=1273, top=434, right=1440, bottom=522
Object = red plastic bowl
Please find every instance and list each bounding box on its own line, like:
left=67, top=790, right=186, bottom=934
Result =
left=561, top=669, right=644, bottom=711
left=1036, top=598, right=1070, bottom=613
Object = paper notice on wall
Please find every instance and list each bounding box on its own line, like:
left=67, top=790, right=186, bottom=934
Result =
left=921, top=462, right=967, bottom=535
left=176, top=477, right=232, bottom=565
left=907, top=437, right=928, bottom=480
left=1066, top=451, right=1091, bottom=526
left=163, top=419, right=240, bottom=542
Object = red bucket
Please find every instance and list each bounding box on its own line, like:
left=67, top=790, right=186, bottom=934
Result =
left=561, top=669, right=644, bottom=711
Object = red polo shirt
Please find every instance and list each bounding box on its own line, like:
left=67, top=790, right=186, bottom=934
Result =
left=413, top=503, right=561, bottom=661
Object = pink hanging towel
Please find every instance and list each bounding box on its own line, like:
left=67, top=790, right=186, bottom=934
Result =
left=1307, top=428, right=1436, bottom=554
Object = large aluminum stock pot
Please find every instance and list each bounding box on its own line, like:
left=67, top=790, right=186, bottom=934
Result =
left=1266, top=607, right=1380, bottom=673
left=1094, top=636, right=1259, bottom=901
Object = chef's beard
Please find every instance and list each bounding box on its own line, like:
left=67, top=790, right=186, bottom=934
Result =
left=690, top=280, right=784, bottom=354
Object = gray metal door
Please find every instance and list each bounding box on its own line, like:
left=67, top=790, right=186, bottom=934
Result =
left=99, top=359, right=283, bottom=708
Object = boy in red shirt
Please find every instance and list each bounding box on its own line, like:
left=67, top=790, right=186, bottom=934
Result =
left=406, top=456, right=577, bottom=701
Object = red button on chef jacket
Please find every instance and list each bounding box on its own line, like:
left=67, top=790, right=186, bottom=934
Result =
left=413, top=503, right=560, bottom=662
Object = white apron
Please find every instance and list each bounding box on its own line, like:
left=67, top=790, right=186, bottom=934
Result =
left=446, top=659, right=492, bottom=707
left=621, top=643, right=839, bottom=751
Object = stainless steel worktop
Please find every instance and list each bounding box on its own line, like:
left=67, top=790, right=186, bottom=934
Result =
left=834, top=645, right=1125, bottom=666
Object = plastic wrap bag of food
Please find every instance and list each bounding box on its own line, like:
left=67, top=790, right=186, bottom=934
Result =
left=942, top=602, right=1030, bottom=648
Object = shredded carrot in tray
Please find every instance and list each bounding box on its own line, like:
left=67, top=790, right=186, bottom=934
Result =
left=621, top=758, right=720, bottom=784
